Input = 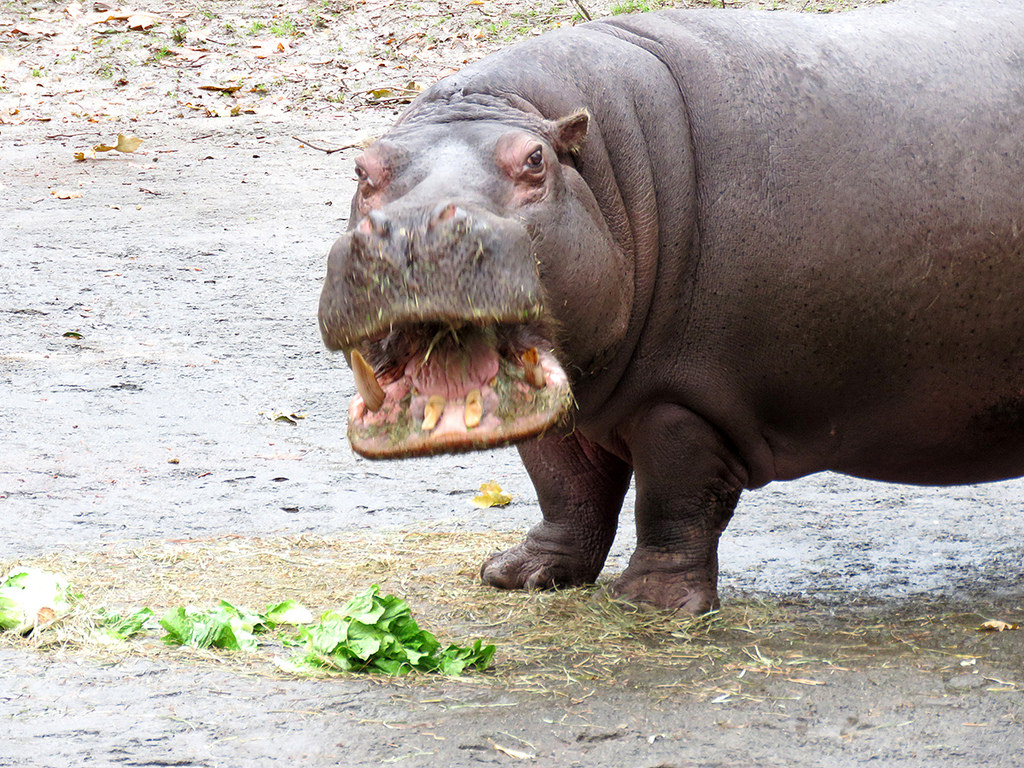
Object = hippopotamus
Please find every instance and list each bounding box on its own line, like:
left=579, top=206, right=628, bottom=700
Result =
left=318, top=0, right=1024, bottom=612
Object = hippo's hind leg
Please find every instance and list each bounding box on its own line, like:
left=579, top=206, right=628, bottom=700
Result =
left=611, top=404, right=744, bottom=613
left=481, top=431, right=631, bottom=590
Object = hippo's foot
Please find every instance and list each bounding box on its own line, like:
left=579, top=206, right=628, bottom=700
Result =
left=607, top=549, right=719, bottom=614
left=481, top=526, right=603, bottom=591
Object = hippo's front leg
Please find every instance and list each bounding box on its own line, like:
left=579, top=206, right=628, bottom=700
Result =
left=481, top=430, right=632, bottom=590
left=611, top=405, right=745, bottom=613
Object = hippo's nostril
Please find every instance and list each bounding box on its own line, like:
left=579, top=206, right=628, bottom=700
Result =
left=365, top=209, right=391, bottom=238
left=429, top=202, right=468, bottom=229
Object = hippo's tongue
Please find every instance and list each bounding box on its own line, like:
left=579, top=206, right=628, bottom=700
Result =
left=345, top=331, right=571, bottom=459
left=408, top=332, right=500, bottom=399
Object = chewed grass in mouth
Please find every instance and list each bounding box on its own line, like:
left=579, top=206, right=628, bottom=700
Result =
left=345, top=323, right=572, bottom=458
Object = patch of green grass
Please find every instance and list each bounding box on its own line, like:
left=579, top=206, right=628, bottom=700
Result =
left=247, top=20, right=266, bottom=35
left=468, top=2, right=573, bottom=42
left=171, top=24, right=188, bottom=44
left=151, top=46, right=172, bottom=63
left=269, top=15, right=299, bottom=36
left=610, top=0, right=673, bottom=14
left=482, top=19, right=509, bottom=36
left=320, top=0, right=358, bottom=12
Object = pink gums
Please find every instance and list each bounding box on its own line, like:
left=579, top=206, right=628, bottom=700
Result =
left=406, top=333, right=500, bottom=399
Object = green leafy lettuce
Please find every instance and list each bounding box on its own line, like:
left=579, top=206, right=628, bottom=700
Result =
left=157, top=599, right=314, bottom=651
left=0, top=569, right=76, bottom=634
left=98, top=607, right=158, bottom=640
left=288, top=585, right=495, bottom=675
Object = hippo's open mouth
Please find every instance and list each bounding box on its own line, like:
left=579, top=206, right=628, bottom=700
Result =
left=318, top=200, right=574, bottom=458
left=342, top=322, right=571, bottom=459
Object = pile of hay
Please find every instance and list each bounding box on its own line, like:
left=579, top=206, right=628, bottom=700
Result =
left=1, top=528, right=1001, bottom=695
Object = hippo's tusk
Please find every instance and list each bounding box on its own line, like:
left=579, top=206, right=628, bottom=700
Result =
left=522, top=347, right=545, bottom=389
left=422, top=395, right=445, bottom=431
left=351, top=349, right=386, bottom=412
left=464, top=389, right=483, bottom=428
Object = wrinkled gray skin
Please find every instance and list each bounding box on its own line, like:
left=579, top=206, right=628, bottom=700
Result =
left=322, top=0, right=1024, bottom=611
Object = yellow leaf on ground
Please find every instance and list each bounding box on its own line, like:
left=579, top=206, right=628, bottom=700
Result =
left=93, top=134, right=143, bottom=153
left=980, top=620, right=1019, bottom=632
left=114, top=134, right=143, bottom=152
left=472, top=481, right=512, bottom=508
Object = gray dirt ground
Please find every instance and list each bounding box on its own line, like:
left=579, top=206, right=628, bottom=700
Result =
left=2, top=0, right=1024, bottom=765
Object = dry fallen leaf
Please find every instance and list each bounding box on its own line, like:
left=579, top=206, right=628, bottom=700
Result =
left=260, top=410, right=306, bottom=425
left=199, top=84, right=243, bottom=94
left=167, top=47, right=210, bottom=63
left=472, top=481, right=513, bottom=508
left=199, top=103, right=251, bottom=118
left=491, top=743, right=535, bottom=760
left=80, top=10, right=118, bottom=25
left=51, top=189, right=81, bottom=199
left=979, top=619, right=1019, bottom=632
left=93, top=133, right=143, bottom=153
left=80, top=7, right=164, bottom=28
left=12, top=23, right=59, bottom=38
left=250, top=39, right=290, bottom=58
left=126, top=12, right=164, bottom=30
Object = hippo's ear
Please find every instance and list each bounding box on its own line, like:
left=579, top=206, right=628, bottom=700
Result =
left=552, top=110, right=589, bottom=156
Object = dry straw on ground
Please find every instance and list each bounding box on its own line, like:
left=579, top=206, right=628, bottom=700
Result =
left=3, top=528, right=1013, bottom=697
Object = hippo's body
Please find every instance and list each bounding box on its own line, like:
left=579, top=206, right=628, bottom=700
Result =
left=319, top=0, right=1024, bottom=610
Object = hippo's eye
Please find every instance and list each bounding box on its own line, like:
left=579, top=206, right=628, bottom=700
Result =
left=354, top=165, right=369, bottom=183
left=524, top=148, right=544, bottom=172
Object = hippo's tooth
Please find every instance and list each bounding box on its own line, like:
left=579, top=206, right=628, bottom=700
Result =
left=522, top=347, right=545, bottom=389
left=464, top=389, right=483, bottom=429
left=422, top=395, right=445, bottom=431
left=351, top=349, right=385, bottom=412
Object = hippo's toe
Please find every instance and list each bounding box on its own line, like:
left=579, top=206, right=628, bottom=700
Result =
left=608, top=567, right=719, bottom=614
left=480, top=542, right=598, bottom=591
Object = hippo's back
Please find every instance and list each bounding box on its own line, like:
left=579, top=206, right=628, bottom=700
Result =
left=612, top=1, right=1024, bottom=486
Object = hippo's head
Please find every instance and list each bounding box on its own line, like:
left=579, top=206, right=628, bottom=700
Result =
left=318, top=99, right=626, bottom=459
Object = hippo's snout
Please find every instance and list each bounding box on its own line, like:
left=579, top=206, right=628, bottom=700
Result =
left=317, top=202, right=572, bottom=459
left=356, top=201, right=469, bottom=241
left=319, top=203, right=540, bottom=351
